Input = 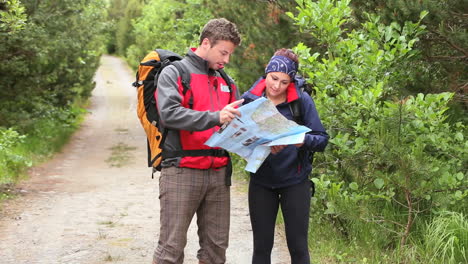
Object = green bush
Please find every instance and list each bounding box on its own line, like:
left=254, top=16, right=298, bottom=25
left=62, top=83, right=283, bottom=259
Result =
left=0, top=128, right=30, bottom=184
left=19, top=106, right=85, bottom=156
left=289, top=0, right=467, bottom=254
left=0, top=0, right=108, bottom=127
left=0, top=105, right=85, bottom=186
left=350, top=0, right=468, bottom=100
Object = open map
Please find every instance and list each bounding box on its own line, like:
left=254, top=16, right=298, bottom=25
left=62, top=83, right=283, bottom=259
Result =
left=205, top=97, right=311, bottom=172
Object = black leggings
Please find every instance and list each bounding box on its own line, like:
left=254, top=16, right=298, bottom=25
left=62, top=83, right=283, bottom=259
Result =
left=248, top=179, right=312, bottom=264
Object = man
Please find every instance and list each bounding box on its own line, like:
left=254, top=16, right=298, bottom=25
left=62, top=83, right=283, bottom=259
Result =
left=153, top=18, right=243, bottom=264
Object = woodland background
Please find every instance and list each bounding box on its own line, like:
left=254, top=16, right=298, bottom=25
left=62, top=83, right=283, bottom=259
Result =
left=1, top=0, right=466, bottom=263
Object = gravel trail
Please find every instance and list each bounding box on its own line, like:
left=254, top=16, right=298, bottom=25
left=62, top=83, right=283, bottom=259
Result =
left=0, top=55, right=289, bottom=264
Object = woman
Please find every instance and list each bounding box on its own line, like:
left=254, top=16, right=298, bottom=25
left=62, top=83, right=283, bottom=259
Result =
left=241, top=49, right=329, bottom=264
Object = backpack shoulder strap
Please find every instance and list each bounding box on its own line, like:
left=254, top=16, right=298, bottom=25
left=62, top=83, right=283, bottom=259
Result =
left=217, top=68, right=236, bottom=103
left=290, top=77, right=312, bottom=126
left=217, top=68, right=233, bottom=92
left=290, top=98, right=303, bottom=125
left=171, top=61, right=191, bottom=95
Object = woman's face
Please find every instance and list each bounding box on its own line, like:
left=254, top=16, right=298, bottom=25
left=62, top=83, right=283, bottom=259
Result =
left=265, top=72, right=291, bottom=99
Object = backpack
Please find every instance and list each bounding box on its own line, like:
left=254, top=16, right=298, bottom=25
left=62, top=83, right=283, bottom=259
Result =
left=290, top=74, right=313, bottom=126
left=132, top=49, right=233, bottom=174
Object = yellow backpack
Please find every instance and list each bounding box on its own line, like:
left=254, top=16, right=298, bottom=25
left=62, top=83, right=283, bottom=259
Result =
left=133, top=49, right=184, bottom=173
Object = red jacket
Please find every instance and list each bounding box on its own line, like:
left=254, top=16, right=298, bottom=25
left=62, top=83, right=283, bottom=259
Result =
left=156, top=48, right=238, bottom=169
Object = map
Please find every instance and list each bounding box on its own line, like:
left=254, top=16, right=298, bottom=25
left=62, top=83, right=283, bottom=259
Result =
left=205, top=97, right=311, bottom=172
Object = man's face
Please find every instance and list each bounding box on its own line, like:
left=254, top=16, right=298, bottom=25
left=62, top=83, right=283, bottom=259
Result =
left=204, top=40, right=236, bottom=70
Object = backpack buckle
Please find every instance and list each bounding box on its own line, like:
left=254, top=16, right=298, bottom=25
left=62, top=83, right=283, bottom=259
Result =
left=132, top=80, right=143, bottom=87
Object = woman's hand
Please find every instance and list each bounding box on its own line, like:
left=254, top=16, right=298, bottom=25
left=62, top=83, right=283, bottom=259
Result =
left=271, top=142, right=303, bottom=154
left=270, top=145, right=286, bottom=154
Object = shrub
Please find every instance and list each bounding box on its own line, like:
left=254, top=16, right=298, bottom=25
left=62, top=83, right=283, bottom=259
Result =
left=0, top=128, right=30, bottom=184
left=288, top=0, right=467, bottom=250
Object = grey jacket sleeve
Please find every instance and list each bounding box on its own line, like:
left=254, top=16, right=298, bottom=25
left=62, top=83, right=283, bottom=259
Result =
left=156, top=65, right=221, bottom=131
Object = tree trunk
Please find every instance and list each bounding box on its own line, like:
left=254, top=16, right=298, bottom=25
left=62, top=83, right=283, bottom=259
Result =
left=400, top=186, right=413, bottom=247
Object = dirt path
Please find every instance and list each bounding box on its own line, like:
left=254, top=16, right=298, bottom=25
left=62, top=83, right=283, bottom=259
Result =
left=0, top=55, right=289, bottom=264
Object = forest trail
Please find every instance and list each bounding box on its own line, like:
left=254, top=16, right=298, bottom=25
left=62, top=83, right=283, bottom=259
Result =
left=0, top=55, right=290, bottom=264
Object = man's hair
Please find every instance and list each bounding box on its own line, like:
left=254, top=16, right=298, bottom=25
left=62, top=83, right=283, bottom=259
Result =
left=199, top=18, right=241, bottom=46
left=274, top=48, right=299, bottom=64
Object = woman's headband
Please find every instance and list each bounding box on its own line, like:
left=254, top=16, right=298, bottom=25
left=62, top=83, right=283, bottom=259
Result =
left=264, top=55, right=298, bottom=80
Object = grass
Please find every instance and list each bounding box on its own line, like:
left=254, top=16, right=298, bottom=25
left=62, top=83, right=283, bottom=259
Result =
left=114, top=128, right=129, bottom=133
left=105, top=142, right=137, bottom=168
left=98, top=220, right=116, bottom=227
left=104, top=253, right=123, bottom=262
left=231, top=153, right=249, bottom=193
left=305, top=207, right=468, bottom=264
left=97, top=229, right=108, bottom=240
left=422, top=211, right=467, bottom=264
left=0, top=184, right=18, bottom=202
left=0, top=105, right=86, bottom=199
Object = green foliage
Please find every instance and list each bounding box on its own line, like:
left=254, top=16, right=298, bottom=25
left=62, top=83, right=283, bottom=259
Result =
left=0, top=0, right=27, bottom=33
left=0, top=0, right=108, bottom=128
left=20, top=105, right=85, bottom=155
left=350, top=0, right=467, bottom=108
left=294, top=0, right=352, bottom=47
left=231, top=153, right=249, bottom=180
left=103, top=0, right=127, bottom=54
left=422, top=212, right=467, bottom=264
left=290, top=0, right=467, bottom=256
left=114, top=0, right=144, bottom=56
left=0, top=128, right=30, bottom=184
left=0, top=105, right=85, bottom=186
left=125, top=0, right=212, bottom=69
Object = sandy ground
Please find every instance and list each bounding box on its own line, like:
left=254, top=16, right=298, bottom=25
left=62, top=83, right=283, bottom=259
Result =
left=0, top=55, right=290, bottom=264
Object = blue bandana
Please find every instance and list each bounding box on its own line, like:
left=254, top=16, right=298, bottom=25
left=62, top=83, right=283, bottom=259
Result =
left=265, top=55, right=298, bottom=80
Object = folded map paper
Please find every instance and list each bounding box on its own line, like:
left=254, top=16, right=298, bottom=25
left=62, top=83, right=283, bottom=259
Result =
left=205, top=97, right=311, bottom=172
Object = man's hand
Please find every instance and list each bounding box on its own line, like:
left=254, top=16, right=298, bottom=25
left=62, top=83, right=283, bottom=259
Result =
left=219, top=99, right=244, bottom=124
